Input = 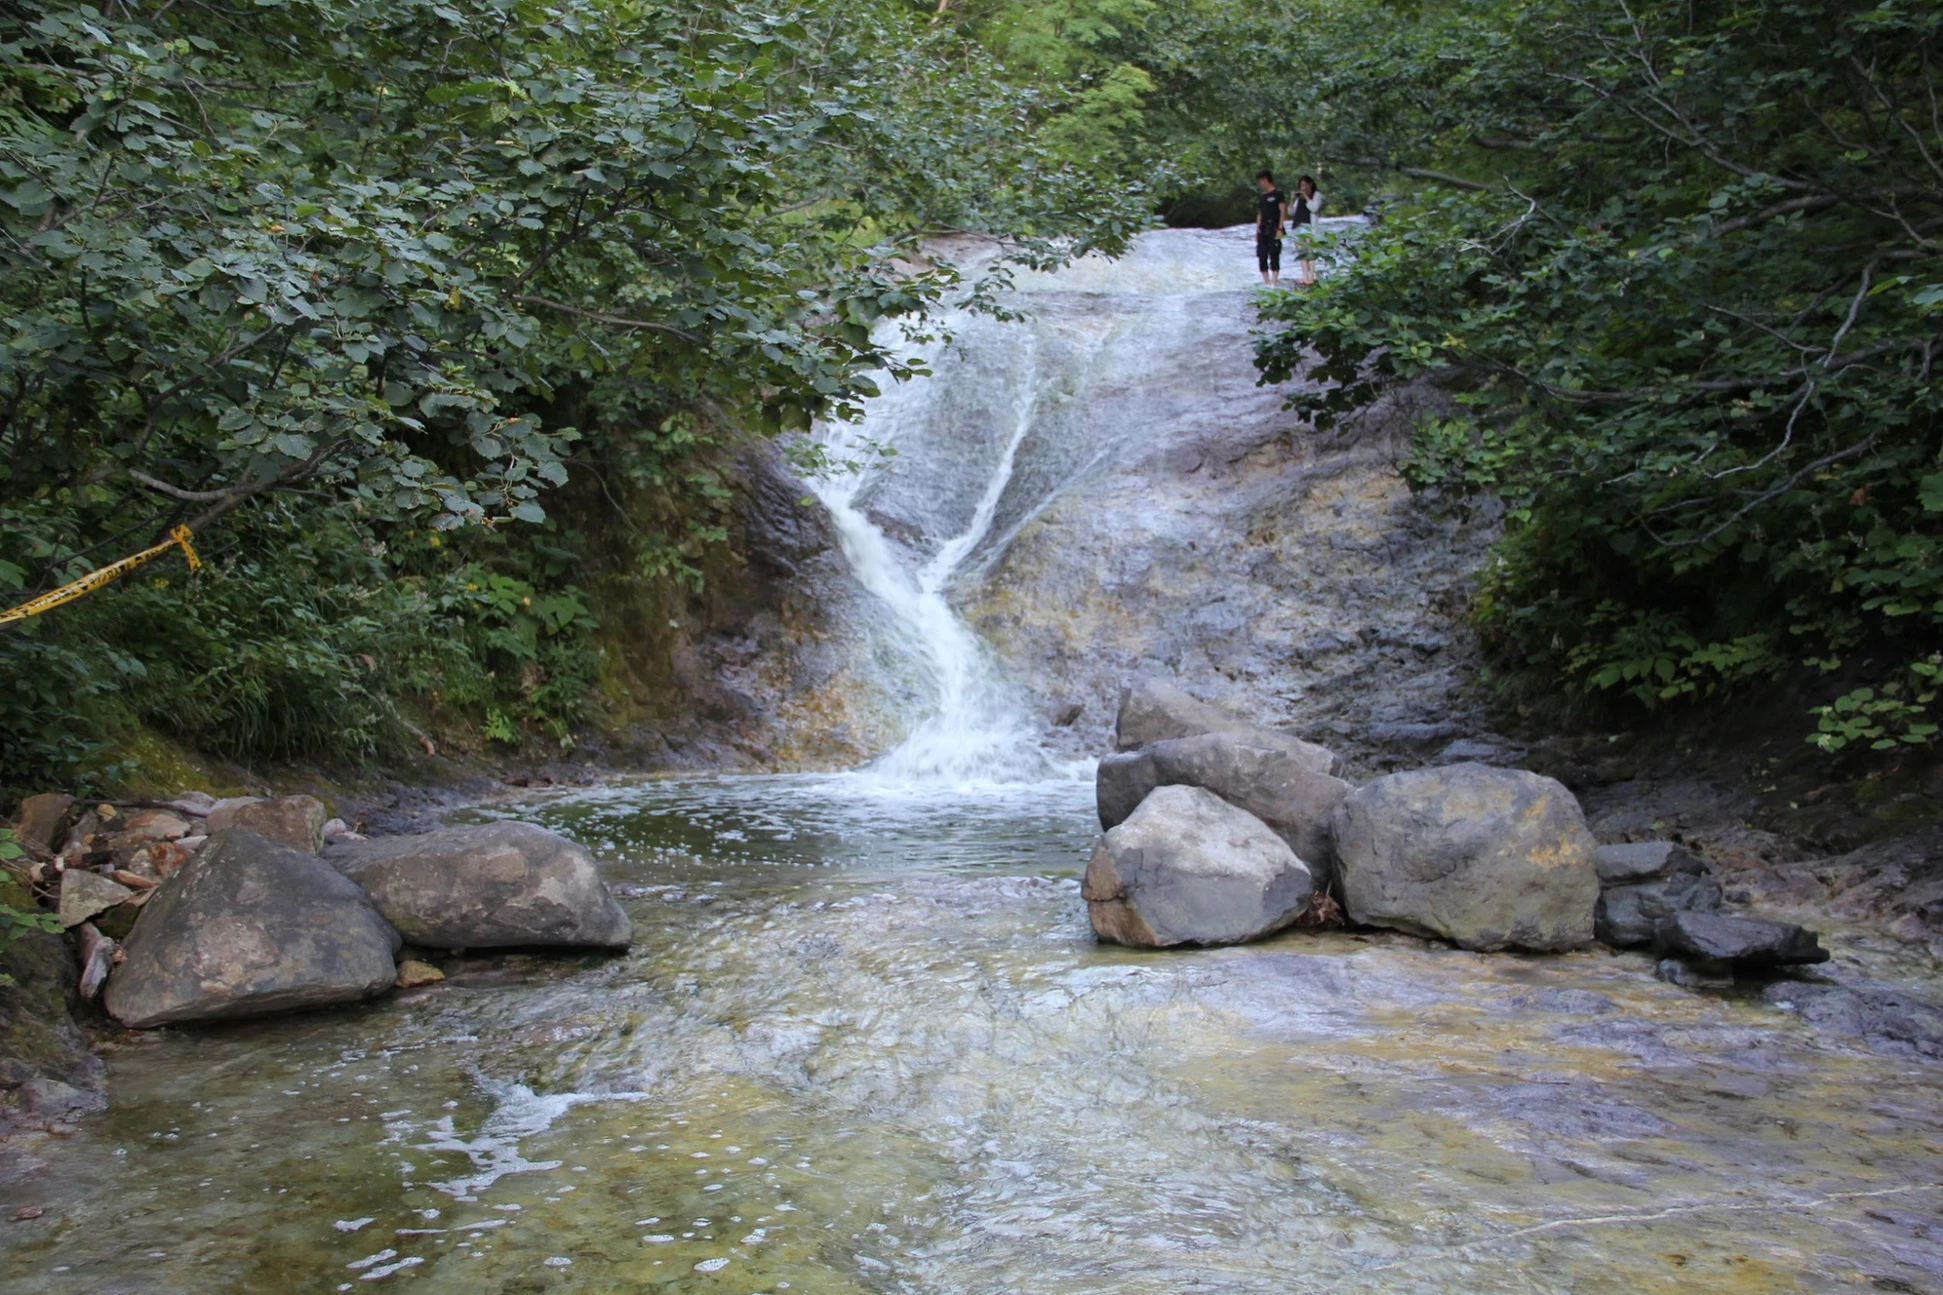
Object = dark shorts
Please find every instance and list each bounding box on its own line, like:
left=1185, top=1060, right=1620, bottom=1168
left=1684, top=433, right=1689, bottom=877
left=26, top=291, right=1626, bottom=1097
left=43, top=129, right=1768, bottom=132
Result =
left=1256, top=234, right=1282, bottom=273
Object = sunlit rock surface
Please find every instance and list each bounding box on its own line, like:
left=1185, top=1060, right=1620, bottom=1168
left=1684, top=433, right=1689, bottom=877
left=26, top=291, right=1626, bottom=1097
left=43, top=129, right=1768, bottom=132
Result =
left=1334, top=763, right=1601, bottom=952
left=1083, top=783, right=1313, bottom=947
left=104, top=830, right=400, bottom=1028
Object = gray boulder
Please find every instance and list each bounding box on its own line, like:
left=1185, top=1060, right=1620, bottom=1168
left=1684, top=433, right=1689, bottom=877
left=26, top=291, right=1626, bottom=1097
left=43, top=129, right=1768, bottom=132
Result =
left=1653, top=911, right=1828, bottom=970
left=1596, top=872, right=1724, bottom=948
left=1082, top=784, right=1313, bottom=948
left=1096, top=750, right=1161, bottom=830
left=1096, top=733, right=1351, bottom=891
left=1332, top=763, right=1599, bottom=952
left=104, top=831, right=400, bottom=1029
left=327, top=821, right=631, bottom=950
left=1113, top=679, right=1343, bottom=776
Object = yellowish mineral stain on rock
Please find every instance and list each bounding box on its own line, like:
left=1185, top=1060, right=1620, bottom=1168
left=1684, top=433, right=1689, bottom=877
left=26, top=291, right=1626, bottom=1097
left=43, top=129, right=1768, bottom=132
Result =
left=394, top=959, right=445, bottom=988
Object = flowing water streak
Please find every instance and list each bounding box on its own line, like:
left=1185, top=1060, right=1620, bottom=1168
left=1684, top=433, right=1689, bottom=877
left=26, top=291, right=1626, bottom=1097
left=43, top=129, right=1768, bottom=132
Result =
left=807, top=330, right=1057, bottom=785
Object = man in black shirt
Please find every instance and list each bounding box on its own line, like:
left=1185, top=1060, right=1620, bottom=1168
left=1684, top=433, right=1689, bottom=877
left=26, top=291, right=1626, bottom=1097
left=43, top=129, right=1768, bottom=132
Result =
left=1254, top=170, right=1286, bottom=286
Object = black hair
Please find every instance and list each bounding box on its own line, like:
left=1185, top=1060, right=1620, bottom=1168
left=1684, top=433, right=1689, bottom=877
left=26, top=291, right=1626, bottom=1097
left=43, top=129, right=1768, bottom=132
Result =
left=1297, top=175, right=1317, bottom=192
left=1256, top=169, right=1275, bottom=184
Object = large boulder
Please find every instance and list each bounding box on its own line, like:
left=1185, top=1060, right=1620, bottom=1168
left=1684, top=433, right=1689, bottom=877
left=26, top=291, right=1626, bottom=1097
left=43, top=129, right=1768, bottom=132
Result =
left=1113, top=679, right=1343, bottom=776
left=208, top=795, right=327, bottom=853
left=1081, top=785, right=1313, bottom=948
left=1097, top=733, right=1351, bottom=890
left=1332, top=763, right=1599, bottom=952
left=327, top=821, right=632, bottom=950
left=104, top=831, right=400, bottom=1029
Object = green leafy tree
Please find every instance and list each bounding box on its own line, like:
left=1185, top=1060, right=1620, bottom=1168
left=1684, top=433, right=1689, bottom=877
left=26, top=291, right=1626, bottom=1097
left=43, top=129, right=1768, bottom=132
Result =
left=1257, top=0, right=1943, bottom=750
left=0, top=0, right=1154, bottom=791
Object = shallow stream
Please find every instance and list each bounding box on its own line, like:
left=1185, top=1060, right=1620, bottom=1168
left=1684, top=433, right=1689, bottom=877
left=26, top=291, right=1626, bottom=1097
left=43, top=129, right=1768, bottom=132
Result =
left=5, top=773, right=1943, bottom=1294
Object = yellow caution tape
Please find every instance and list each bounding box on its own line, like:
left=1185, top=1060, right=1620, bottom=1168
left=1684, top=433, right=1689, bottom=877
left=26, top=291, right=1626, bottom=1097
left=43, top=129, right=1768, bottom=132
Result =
left=0, top=525, right=201, bottom=627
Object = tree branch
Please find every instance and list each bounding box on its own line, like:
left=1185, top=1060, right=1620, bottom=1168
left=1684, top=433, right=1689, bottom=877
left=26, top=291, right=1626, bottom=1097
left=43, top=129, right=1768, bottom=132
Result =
left=1709, top=194, right=1840, bottom=237
left=513, top=294, right=701, bottom=341
left=128, top=469, right=233, bottom=502
left=1399, top=167, right=1492, bottom=192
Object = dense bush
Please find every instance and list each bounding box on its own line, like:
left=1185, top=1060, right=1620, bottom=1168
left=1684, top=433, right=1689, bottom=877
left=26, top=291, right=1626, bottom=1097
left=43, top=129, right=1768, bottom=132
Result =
left=1258, top=0, right=1943, bottom=751
left=0, top=0, right=1150, bottom=794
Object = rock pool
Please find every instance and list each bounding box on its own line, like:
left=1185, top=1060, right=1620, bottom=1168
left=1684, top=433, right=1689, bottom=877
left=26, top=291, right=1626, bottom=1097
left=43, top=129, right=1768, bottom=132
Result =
left=4, top=773, right=1941, bottom=1293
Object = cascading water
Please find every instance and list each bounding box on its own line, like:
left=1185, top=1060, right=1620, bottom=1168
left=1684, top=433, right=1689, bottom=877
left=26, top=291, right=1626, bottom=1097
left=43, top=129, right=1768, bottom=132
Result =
left=798, top=223, right=1361, bottom=785
left=805, top=317, right=1057, bottom=785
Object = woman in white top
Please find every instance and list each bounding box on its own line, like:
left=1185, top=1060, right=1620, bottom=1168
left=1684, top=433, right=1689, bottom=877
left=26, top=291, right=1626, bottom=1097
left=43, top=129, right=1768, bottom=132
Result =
left=1290, top=176, right=1323, bottom=286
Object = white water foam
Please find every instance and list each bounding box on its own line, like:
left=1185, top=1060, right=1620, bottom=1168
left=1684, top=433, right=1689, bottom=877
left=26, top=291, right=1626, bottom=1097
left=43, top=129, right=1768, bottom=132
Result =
left=416, top=1080, right=649, bottom=1199
left=804, top=223, right=1363, bottom=789
left=808, top=340, right=1060, bottom=788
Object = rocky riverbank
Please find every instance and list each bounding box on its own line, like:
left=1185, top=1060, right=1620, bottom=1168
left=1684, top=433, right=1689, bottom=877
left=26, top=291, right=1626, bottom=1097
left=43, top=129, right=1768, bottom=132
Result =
left=1086, top=680, right=1836, bottom=980
left=1, top=791, right=631, bottom=1138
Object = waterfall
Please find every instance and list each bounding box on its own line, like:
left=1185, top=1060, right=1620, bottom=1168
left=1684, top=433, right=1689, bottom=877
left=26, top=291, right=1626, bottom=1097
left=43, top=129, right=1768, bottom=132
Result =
left=804, top=222, right=1360, bottom=787
left=807, top=337, right=1057, bottom=786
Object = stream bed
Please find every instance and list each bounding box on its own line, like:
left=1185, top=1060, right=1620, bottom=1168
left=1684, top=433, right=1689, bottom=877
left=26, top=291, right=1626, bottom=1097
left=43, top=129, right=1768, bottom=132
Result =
left=4, top=772, right=1942, bottom=1293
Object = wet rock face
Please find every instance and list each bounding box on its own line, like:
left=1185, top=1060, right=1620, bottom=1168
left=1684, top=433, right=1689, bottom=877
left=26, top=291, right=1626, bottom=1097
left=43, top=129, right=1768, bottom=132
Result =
left=105, top=830, right=400, bottom=1029
left=326, top=821, right=632, bottom=951
left=589, top=441, right=908, bottom=772
left=947, top=278, right=1500, bottom=773
left=1097, top=732, right=1350, bottom=892
left=1333, top=763, right=1600, bottom=952
left=665, top=231, right=1500, bottom=776
left=1083, top=784, right=1313, bottom=948
left=1113, top=679, right=1343, bottom=776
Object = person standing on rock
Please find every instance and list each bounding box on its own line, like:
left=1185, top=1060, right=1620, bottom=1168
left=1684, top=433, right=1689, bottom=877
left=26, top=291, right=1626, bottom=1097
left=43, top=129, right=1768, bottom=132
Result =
left=1254, top=170, right=1286, bottom=287
left=1291, top=175, right=1323, bottom=286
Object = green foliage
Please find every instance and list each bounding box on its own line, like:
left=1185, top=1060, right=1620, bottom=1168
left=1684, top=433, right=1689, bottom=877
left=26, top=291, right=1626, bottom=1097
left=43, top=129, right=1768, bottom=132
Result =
left=0, top=0, right=1151, bottom=794
left=1255, top=0, right=1943, bottom=749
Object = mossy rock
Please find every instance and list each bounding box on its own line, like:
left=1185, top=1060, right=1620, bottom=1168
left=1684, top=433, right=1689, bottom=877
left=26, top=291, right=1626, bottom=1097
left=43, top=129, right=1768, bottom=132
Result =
left=93, top=902, right=141, bottom=941
left=112, top=727, right=249, bottom=800
left=0, top=872, right=37, bottom=912
left=0, top=924, right=105, bottom=1129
